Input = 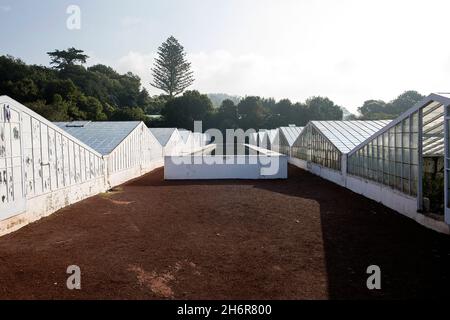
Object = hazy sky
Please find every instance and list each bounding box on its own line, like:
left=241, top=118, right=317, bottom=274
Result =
left=1, top=0, right=450, bottom=112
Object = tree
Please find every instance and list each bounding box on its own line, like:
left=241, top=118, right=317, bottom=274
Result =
left=389, top=90, right=424, bottom=115
left=237, top=96, right=267, bottom=130
left=357, top=91, right=424, bottom=120
left=161, top=90, right=213, bottom=130
left=26, top=95, right=72, bottom=122
left=144, top=94, right=169, bottom=115
left=76, top=96, right=107, bottom=121
left=47, top=47, right=89, bottom=70
left=111, top=107, right=148, bottom=121
left=219, top=99, right=238, bottom=120
left=151, top=36, right=194, bottom=98
left=276, top=99, right=293, bottom=125
left=216, top=99, right=239, bottom=130
left=305, top=96, right=343, bottom=121
left=358, top=100, right=387, bottom=119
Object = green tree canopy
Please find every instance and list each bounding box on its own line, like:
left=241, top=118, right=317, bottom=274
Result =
left=358, top=90, right=425, bottom=119
left=111, top=107, right=148, bottom=121
left=151, top=36, right=194, bottom=98
left=161, top=90, right=213, bottom=130
left=305, top=96, right=343, bottom=121
left=47, top=47, right=89, bottom=70
left=237, top=96, right=267, bottom=130
left=216, top=99, right=239, bottom=130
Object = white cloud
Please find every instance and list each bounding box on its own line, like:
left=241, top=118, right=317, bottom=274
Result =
left=111, top=0, right=450, bottom=113
left=114, top=47, right=450, bottom=113
left=116, top=51, right=156, bottom=88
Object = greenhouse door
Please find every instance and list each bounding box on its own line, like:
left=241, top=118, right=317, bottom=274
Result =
left=445, top=112, right=450, bottom=225
left=0, top=109, right=26, bottom=221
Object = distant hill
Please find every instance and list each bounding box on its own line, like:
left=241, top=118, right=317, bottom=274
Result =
left=207, top=93, right=241, bottom=108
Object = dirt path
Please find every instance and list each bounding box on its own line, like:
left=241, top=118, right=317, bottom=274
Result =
left=0, top=166, right=449, bottom=299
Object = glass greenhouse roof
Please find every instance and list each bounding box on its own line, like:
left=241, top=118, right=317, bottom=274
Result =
left=311, top=120, right=392, bottom=154
left=422, top=101, right=444, bottom=156
left=149, top=128, right=178, bottom=147
left=54, top=121, right=141, bottom=155
left=348, top=93, right=450, bottom=158
left=279, top=126, right=304, bottom=146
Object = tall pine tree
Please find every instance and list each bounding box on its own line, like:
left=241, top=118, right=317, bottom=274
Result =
left=151, top=36, right=194, bottom=98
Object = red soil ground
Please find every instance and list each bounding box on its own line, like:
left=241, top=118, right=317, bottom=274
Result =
left=0, top=165, right=449, bottom=300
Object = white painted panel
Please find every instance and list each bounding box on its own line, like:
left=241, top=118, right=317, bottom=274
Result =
left=68, top=140, right=74, bottom=185
left=48, top=128, right=57, bottom=190
left=40, top=124, right=50, bottom=193
left=62, top=136, right=69, bottom=186
left=55, top=133, right=63, bottom=188
left=31, top=118, right=42, bottom=195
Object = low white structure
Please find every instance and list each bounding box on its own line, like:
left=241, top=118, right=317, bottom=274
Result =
left=0, top=96, right=107, bottom=236
left=149, top=128, right=182, bottom=156
left=165, top=144, right=288, bottom=180
left=55, top=121, right=163, bottom=187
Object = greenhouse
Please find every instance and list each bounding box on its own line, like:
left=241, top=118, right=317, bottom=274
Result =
left=346, top=93, right=450, bottom=229
left=266, top=129, right=279, bottom=151
left=273, top=126, right=304, bottom=156
left=1, top=96, right=107, bottom=236
left=149, top=128, right=182, bottom=156
left=290, top=120, right=390, bottom=185
left=55, top=121, right=163, bottom=187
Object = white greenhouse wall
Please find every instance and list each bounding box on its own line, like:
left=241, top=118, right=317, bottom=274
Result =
left=0, top=96, right=108, bottom=236
left=3, top=176, right=106, bottom=236
left=106, top=122, right=163, bottom=187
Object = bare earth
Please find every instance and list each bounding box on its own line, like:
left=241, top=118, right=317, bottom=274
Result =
left=0, top=165, right=449, bottom=300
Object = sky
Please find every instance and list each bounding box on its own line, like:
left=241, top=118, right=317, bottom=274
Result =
left=1, top=0, right=450, bottom=113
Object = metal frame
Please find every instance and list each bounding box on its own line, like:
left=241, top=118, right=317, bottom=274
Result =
left=445, top=105, right=450, bottom=224
left=418, top=108, right=423, bottom=211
